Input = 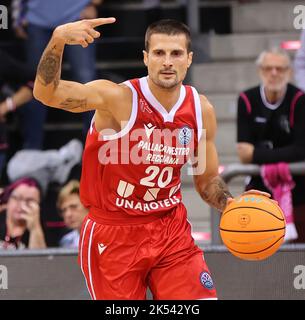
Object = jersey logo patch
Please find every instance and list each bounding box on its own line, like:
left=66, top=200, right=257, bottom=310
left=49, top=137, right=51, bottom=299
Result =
left=200, top=272, right=214, bottom=290
left=144, top=123, right=156, bottom=139
left=143, top=188, right=160, bottom=201
left=178, top=126, right=192, bottom=145
left=98, top=243, right=107, bottom=255
left=117, top=180, right=135, bottom=198
left=169, top=184, right=181, bottom=197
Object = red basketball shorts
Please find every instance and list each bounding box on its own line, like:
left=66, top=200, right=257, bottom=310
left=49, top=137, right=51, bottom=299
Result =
left=78, top=204, right=217, bottom=300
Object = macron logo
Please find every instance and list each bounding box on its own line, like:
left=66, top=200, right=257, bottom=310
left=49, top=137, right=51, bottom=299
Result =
left=144, top=123, right=156, bottom=139
left=98, top=243, right=107, bottom=255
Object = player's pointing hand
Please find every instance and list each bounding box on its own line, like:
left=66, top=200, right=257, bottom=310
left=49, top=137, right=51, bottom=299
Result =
left=89, top=17, right=116, bottom=28
left=53, top=17, right=116, bottom=48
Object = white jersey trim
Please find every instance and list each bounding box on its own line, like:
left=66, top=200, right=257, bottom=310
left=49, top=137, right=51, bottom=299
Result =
left=89, top=114, right=95, bottom=135
left=88, top=221, right=97, bottom=300
left=139, top=76, right=186, bottom=123
left=191, top=87, right=203, bottom=141
left=100, top=80, right=138, bottom=141
left=80, top=219, right=94, bottom=300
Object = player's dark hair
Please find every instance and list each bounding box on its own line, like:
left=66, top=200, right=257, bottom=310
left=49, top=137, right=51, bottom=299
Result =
left=145, top=19, right=192, bottom=53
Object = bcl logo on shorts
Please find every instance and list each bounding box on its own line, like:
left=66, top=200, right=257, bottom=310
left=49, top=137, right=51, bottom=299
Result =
left=200, top=272, right=214, bottom=290
left=178, top=126, right=192, bottom=145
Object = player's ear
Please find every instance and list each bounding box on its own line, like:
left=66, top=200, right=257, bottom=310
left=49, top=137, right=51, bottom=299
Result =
left=143, top=50, right=148, bottom=67
left=187, top=51, right=193, bottom=68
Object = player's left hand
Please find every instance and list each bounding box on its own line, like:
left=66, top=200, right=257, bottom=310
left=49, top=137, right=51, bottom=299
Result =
left=226, top=189, right=275, bottom=207
left=241, top=189, right=271, bottom=198
left=53, top=17, right=116, bottom=48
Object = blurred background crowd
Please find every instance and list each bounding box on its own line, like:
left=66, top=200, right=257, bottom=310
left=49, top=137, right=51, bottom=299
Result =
left=1, top=0, right=305, bottom=249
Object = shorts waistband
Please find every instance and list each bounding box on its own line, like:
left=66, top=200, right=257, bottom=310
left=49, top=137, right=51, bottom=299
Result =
left=88, top=207, right=171, bottom=225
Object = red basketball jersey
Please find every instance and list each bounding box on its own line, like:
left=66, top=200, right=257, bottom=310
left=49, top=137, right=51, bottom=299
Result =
left=80, top=76, right=203, bottom=224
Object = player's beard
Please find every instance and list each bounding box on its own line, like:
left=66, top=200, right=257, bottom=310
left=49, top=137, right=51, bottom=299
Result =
left=153, top=71, right=180, bottom=89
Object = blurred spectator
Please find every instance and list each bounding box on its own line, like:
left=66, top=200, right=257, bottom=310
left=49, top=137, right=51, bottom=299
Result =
left=294, top=29, right=305, bottom=92
left=4, top=139, right=82, bottom=247
left=57, top=180, right=88, bottom=248
left=0, top=49, right=34, bottom=178
left=11, top=0, right=104, bottom=148
left=237, top=47, right=305, bottom=243
left=143, top=0, right=160, bottom=9
left=7, top=139, right=83, bottom=194
left=0, top=177, right=46, bottom=249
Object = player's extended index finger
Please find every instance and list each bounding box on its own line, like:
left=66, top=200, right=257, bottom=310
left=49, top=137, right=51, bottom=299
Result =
left=89, top=17, right=116, bottom=28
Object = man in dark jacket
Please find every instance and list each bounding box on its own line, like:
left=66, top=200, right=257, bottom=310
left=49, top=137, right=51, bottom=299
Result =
left=237, top=47, right=305, bottom=242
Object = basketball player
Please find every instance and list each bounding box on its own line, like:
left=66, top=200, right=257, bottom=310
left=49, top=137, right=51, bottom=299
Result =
left=33, top=17, right=267, bottom=300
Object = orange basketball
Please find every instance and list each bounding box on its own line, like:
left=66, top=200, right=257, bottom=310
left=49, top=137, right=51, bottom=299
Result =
left=220, top=194, right=286, bottom=261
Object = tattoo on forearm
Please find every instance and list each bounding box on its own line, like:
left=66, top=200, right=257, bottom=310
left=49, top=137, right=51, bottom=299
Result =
left=200, top=176, right=233, bottom=212
left=59, top=98, right=87, bottom=110
left=37, top=45, right=61, bottom=87
left=67, top=37, right=77, bottom=44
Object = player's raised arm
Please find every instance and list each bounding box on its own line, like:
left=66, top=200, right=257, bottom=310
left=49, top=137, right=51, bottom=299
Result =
left=193, top=95, right=233, bottom=212
left=33, top=18, right=121, bottom=113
